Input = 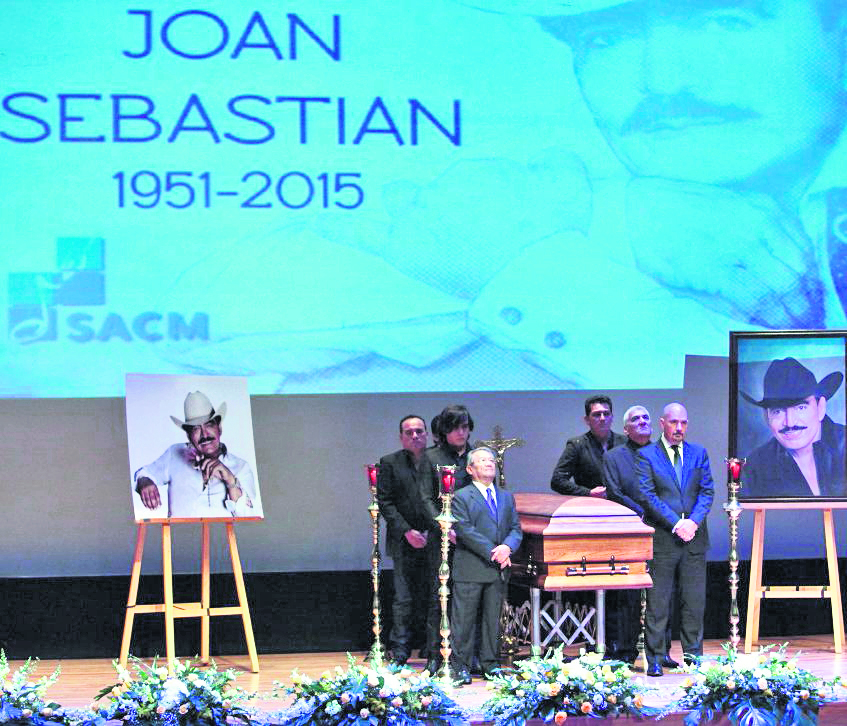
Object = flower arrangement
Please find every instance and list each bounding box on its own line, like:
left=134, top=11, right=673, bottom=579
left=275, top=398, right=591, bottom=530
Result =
left=667, top=644, right=841, bottom=726
left=89, top=657, right=252, bottom=726
left=482, top=647, right=654, bottom=725
left=0, top=650, right=68, bottom=726
left=275, top=654, right=466, bottom=726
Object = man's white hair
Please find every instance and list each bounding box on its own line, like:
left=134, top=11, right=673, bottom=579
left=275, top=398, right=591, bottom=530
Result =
left=623, top=405, right=649, bottom=425
left=468, top=446, right=496, bottom=465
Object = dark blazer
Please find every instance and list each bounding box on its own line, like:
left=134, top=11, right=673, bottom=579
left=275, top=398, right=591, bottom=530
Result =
left=636, top=440, right=714, bottom=551
left=551, top=431, right=627, bottom=496
left=451, top=483, right=523, bottom=583
left=376, top=449, right=430, bottom=554
left=602, top=439, right=648, bottom=517
left=419, top=444, right=471, bottom=530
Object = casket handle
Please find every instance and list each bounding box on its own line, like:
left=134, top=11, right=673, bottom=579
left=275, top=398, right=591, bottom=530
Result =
left=565, top=555, right=630, bottom=577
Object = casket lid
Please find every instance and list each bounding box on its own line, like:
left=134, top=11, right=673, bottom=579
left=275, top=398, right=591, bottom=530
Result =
left=514, top=492, right=653, bottom=536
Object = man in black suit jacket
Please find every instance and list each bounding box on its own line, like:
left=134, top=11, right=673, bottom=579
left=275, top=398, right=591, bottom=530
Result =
left=637, top=402, right=714, bottom=677
left=376, top=415, right=437, bottom=665
left=602, top=404, right=651, bottom=665
left=551, top=394, right=626, bottom=497
left=419, top=404, right=475, bottom=673
left=450, top=447, right=523, bottom=685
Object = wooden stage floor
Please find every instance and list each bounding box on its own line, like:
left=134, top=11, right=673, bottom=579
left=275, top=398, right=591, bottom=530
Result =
left=17, top=634, right=847, bottom=718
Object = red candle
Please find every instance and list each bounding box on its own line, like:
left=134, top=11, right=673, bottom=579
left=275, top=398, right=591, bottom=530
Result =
left=726, top=458, right=744, bottom=482
left=439, top=469, right=455, bottom=494
left=366, top=464, right=379, bottom=487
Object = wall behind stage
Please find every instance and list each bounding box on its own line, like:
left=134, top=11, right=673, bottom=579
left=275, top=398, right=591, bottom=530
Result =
left=2, top=355, right=841, bottom=579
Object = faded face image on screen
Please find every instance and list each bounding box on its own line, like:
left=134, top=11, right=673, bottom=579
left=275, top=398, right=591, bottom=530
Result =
left=731, top=332, right=847, bottom=500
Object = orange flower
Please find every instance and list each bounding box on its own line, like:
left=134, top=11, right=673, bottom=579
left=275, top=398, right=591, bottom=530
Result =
left=580, top=702, right=592, bottom=714
left=554, top=711, right=567, bottom=724
left=634, top=695, right=644, bottom=709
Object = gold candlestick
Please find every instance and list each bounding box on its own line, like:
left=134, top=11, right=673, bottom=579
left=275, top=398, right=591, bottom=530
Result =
left=366, top=463, right=385, bottom=665
left=435, top=464, right=457, bottom=684
left=724, top=457, right=745, bottom=651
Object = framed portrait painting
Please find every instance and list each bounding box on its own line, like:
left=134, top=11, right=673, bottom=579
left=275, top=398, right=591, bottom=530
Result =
left=730, top=330, right=847, bottom=501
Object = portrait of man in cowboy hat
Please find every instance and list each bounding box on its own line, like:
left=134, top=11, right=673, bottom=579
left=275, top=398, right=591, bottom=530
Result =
left=741, top=357, right=847, bottom=498
left=131, top=386, right=261, bottom=519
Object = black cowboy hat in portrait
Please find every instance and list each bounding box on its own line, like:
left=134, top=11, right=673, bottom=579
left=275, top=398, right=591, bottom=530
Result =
left=741, top=357, right=844, bottom=410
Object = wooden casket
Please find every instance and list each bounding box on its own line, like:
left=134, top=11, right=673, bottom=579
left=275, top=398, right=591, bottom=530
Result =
left=511, top=493, right=654, bottom=591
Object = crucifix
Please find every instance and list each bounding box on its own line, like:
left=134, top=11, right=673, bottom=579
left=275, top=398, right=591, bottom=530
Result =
left=474, top=425, right=525, bottom=488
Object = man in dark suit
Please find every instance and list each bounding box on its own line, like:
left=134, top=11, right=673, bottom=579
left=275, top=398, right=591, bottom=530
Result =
left=450, top=447, right=523, bottom=685
left=426, top=404, right=475, bottom=491
left=551, top=394, right=626, bottom=497
left=376, top=415, right=437, bottom=665
left=602, top=404, right=651, bottom=665
left=637, top=402, right=714, bottom=677
left=419, top=404, right=476, bottom=674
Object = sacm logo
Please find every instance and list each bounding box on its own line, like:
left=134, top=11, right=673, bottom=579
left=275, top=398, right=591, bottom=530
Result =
left=8, top=238, right=208, bottom=344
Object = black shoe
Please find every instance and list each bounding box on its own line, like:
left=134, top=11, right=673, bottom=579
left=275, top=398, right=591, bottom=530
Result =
left=646, top=663, right=663, bottom=677
left=454, top=667, right=472, bottom=686
left=390, top=652, right=409, bottom=666
left=684, top=655, right=699, bottom=667
left=424, top=659, right=442, bottom=675
left=660, top=656, right=679, bottom=669
left=470, top=657, right=483, bottom=676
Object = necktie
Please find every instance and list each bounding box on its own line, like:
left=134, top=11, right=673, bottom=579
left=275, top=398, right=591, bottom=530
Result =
left=671, top=444, right=682, bottom=484
left=486, top=487, right=498, bottom=520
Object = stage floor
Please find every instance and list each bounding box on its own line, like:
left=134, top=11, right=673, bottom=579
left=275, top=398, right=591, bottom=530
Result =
left=18, top=635, right=847, bottom=717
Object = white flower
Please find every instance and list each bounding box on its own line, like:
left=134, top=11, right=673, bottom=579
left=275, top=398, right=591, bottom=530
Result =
left=757, top=678, right=769, bottom=690
left=160, top=677, right=189, bottom=708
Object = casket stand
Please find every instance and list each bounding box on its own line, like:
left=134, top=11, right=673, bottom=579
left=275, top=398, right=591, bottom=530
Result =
left=510, top=493, right=654, bottom=652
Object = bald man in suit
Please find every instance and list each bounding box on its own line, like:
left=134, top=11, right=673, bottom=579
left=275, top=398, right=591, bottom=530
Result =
left=637, top=402, right=714, bottom=677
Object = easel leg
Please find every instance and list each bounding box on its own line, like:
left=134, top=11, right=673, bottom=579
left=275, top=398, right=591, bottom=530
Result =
left=201, top=521, right=211, bottom=665
left=744, top=510, right=765, bottom=653
left=162, top=523, right=176, bottom=673
left=120, top=523, right=147, bottom=668
left=226, top=522, right=260, bottom=673
left=823, top=510, right=845, bottom=654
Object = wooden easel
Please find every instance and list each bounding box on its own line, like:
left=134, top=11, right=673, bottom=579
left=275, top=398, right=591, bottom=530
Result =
left=119, top=517, right=261, bottom=673
left=743, top=501, right=846, bottom=654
